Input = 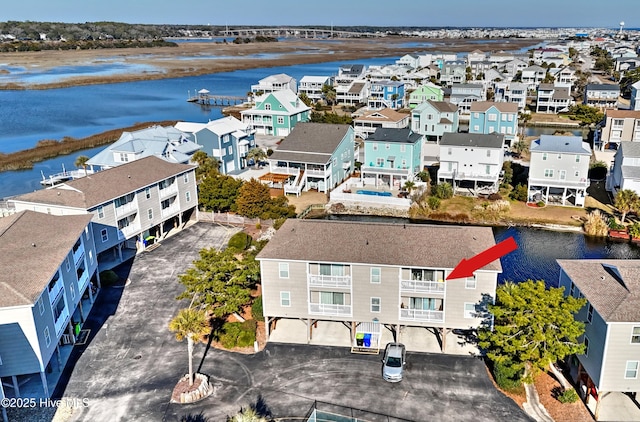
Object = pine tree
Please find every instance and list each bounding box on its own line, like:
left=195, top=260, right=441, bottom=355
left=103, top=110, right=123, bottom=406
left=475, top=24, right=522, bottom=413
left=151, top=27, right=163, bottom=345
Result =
left=236, top=178, right=271, bottom=218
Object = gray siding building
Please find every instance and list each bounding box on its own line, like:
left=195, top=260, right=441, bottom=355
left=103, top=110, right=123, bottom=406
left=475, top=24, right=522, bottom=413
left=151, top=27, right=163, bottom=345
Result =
left=256, top=220, right=500, bottom=353
left=0, top=211, right=98, bottom=399
left=10, top=156, right=197, bottom=268
left=558, top=260, right=640, bottom=421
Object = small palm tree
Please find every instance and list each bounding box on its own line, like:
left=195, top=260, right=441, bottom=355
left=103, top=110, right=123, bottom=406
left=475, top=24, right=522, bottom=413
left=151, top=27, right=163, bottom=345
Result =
left=75, top=155, right=90, bottom=176
left=246, top=148, right=267, bottom=166
left=403, top=180, right=416, bottom=193
left=228, top=408, right=267, bottom=422
left=615, top=189, right=640, bottom=223
left=169, top=308, right=209, bottom=386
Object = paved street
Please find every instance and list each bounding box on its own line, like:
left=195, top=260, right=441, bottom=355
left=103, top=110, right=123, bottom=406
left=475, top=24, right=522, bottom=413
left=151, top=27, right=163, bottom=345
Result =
left=50, top=223, right=530, bottom=422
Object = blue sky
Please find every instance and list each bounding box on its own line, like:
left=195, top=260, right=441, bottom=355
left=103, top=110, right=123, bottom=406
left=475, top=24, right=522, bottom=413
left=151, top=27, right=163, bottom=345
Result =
left=2, top=0, right=637, bottom=28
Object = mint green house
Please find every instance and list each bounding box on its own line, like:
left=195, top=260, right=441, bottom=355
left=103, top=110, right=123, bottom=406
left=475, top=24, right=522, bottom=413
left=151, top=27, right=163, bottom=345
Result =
left=408, top=83, right=445, bottom=108
left=361, top=128, right=424, bottom=189
left=240, top=89, right=311, bottom=137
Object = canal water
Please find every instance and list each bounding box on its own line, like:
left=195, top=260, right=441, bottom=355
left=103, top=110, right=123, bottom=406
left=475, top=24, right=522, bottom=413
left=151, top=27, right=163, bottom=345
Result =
left=327, top=214, right=640, bottom=286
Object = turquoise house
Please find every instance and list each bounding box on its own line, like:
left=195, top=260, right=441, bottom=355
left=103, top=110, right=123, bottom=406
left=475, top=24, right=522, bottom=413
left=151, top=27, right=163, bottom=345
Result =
left=361, top=127, right=424, bottom=189
left=240, top=89, right=311, bottom=137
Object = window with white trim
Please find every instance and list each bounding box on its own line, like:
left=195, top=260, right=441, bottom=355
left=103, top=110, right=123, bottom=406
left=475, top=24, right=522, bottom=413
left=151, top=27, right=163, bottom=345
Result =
left=280, top=291, right=291, bottom=307
left=542, top=153, right=547, bottom=161
left=279, top=263, right=289, bottom=279
left=625, top=361, right=639, bottom=379
left=183, top=173, right=189, bottom=183
left=186, top=191, right=191, bottom=202
left=464, top=303, right=476, bottom=318
left=44, top=327, right=51, bottom=347
left=370, top=267, right=381, bottom=283
left=587, top=304, right=593, bottom=323
left=371, top=297, right=381, bottom=313
left=632, top=326, right=640, bottom=344
left=38, top=296, right=44, bottom=315
left=145, top=187, right=151, bottom=199
left=97, top=206, right=104, bottom=219
left=265, top=104, right=271, bottom=110
left=101, top=229, right=108, bottom=243
left=465, top=276, right=477, bottom=289
left=544, top=169, right=554, bottom=178
left=373, top=143, right=378, bottom=151
left=583, top=336, right=589, bottom=356
left=65, top=257, right=70, bottom=271
left=277, top=116, right=284, bottom=125
left=148, top=209, right=153, bottom=220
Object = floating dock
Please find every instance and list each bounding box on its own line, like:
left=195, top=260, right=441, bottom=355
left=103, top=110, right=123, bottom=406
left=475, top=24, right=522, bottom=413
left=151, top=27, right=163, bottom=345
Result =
left=187, top=89, right=245, bottom=106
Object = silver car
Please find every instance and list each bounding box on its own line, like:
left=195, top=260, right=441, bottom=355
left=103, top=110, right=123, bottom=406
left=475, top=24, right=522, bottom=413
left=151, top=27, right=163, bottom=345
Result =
left=382, top=342, right=406, bottom=382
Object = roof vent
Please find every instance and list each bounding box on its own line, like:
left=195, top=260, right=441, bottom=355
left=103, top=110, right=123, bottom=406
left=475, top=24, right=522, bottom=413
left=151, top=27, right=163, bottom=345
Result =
left=32, top=243, right=36, bottom=247
left=128, top=175, right=131, bottom=178
left=600, top=275, right=605, bottom=281
left=565, top=142, right=569, bottom=145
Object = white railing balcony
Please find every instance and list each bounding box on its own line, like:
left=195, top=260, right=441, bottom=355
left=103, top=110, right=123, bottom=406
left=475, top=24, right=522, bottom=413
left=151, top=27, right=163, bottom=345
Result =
left=308, top=274, right=351, bottom=288
left=400, top=308, right=444, bottom=322
left=306, top=168, right=328, bottom=177
left=54, top=306, right=70, bottom=336
left=77, top=270, right=90, bottom=291
left=159, top=183, right=178, bottom=198
left=309, top=303, right=352, bottom=316
left=73, top=246, right=85, bottom=266
left=271, top=166, right=300, bottom=175
left=48, top=279, right=64, bottom=305
left=400, top=279, right=445, bottom=294
left=115, top=200, right=137, bottom=217
left=120, top=223, right=141, bottom=240
left=161, top=204, right=181, bottom=218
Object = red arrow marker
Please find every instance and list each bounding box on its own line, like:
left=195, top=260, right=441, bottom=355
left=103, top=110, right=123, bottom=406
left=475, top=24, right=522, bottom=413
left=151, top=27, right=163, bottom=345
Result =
left=446, top=236, right=518, bottom=280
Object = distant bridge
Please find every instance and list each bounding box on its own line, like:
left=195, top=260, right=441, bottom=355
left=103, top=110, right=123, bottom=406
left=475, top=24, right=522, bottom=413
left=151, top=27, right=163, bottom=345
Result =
left=219, top=27, right=384, bottom=39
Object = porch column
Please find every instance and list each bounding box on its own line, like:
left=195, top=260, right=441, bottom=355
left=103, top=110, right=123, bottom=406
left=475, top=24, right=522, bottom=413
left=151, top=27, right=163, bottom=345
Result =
left=56, top=345, right=62, bottom=370
left=88, top=283, right=94, bottom=304
left=67, top=323, right=75, bottom=341
left=562, top=187, right=567, bottom=206
left=350, top=322, right=355, bottom=346
left=396, top=324, right=401, bottom=343
left=264, top=317, right=270, bottom=339
left=441, top=328, right=447, bottom=353
left=1, top=378, right=8, bottom=422
left=95, top=271, right=102, bottom=289
left=40, top=371, right=49, bottom=398
left=595, top=391, right=608, bottom=421
left=11, top=376, right=19, bottom=398
left=307, top=318, right=311, bottom=343
left=117, top=243, right=123, bottom=262
left=78, top=300, right=85, bottom=323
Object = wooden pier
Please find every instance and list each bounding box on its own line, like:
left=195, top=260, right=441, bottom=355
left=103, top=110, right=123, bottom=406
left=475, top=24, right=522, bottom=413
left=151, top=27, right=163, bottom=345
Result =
left=187, top=89, right=245, bottom=106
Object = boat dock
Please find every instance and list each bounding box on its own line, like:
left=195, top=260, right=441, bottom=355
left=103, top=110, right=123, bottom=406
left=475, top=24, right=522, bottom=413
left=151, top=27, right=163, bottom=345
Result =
left=40, top=166, right=94, bottom=187
left=187, top=89, right=245, bottom=106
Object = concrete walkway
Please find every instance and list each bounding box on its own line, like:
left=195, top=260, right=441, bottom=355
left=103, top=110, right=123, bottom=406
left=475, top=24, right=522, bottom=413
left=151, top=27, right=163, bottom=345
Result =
left=523, top=383, right=554, bottom=422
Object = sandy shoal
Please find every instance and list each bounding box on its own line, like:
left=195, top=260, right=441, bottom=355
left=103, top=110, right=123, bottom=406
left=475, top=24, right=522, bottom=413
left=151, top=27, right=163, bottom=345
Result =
left=0, top=37, right=541, bottom=89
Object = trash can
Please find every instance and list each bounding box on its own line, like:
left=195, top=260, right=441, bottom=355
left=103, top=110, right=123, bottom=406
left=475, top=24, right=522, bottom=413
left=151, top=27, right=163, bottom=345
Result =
left=356, top=333, right=364, bottom=346
left=363, top=333, right=372, bottom=348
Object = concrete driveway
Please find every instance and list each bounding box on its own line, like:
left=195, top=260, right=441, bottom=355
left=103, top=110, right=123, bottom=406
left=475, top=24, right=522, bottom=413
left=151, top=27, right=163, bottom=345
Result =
left=50, top=223, right=530, bottom=422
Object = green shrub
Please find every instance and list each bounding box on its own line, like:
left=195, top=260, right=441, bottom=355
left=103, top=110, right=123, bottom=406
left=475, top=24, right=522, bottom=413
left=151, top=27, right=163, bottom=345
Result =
left=536, top=201, right=545, bottom=208
left=416, top=171, right=430, bottom=183
left=427, top=196, right=441, bottom=210
left=557, top=388, right=579, bottom=404
left=493, top=360, right=523, bottom=391
left=433, top=182, right=453, bottom=199
left=99, top=270, right=119, bottom=286
left=241, top=319, right=257, bottom=332
left=509, top=183, right=528, bottom=202
left=629, top=222, right=640, bottom=238
left=237, top=330, right=256, bottom=347
left=217, top=320, right=257, bottom=349
left=251, top=296, right=264, bottom=321
left=273, top=218, right=287, bottom=230
left=228, top=232, right=252, bottom=250
left=608, top=217, right=625, bottom=230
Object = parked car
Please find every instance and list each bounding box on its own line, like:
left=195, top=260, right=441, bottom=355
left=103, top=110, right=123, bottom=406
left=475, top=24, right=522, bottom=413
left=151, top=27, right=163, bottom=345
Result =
left=382, top=342, right=406, bottom=382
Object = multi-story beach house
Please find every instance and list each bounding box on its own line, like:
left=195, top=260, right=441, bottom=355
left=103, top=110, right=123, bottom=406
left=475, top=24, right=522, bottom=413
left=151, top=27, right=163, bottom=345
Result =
left=594, top=110, right=640, bottom=151
left=260, top=123, right=355, bottom=195
left=411, top=100, right=459, bottom=142
left=367, top=80, right=405, bottom=110
left=607, top=142, right=640, bottom=196
left=469, top=101, right=518, bottom=145
left=240, top=89, right=311, bottom=136
left=175, top=116, right=255, bottom=175
left=630, top=81, right=640, bottom=111
left=521, top=65, right=547, bottom=91
left=0, top=211, right=99, bottom=398
left=407, top=83, right=444, bottom=108
left=494, top=82, right=528, bottom=112
left=10, top=156, right=198, bottom=267
left=85, top=125, right=201, bottom=172
left=298, top=76, right=334, bottom=102
left=584, top=84, right=620, bottom=109
left=536, top=84, right=573, bottom=114
left=251, top=73, right=297, bottom=94
left=437, top=132, right=505, bottom=195
left=557, top=259, right=640, bottom=421
left=361, top=127, right=424, bottom=190
left=256, top=219, right=501, bottom=353
left=527, top=135, right=591, bottom=207
left=439, top=60, right=467, bottom=86
left=352, top=108, right=410, bottom=140
left=449, top=83, right=485, bottom=114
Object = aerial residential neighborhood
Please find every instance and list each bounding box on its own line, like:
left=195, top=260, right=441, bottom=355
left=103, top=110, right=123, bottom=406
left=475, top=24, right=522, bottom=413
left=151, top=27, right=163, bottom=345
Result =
left=2, top=15, right=640, bottom=422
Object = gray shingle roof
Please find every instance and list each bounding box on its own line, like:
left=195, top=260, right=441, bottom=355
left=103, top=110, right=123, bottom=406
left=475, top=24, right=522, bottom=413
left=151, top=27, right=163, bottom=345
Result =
left=557, top=259, right=640, bottom=322
left=620, top=142, right=640, bottom=158
left=530, top=135, right=591, bottom=155
left=440, top=133, right=504, bottom=149
left=470, top=101, right=518, bottom=113
left=12, top=156, right=195, bottom=210
left=257, top=219, right=501, bottom=272
left=585, top=84, right=620, bottom=91
left=365, top=128, right=422, bottom=144
left=0, top=211, right=93, bottom=307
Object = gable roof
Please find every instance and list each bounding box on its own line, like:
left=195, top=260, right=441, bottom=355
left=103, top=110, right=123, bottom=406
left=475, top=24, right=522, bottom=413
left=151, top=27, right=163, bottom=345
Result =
left=365, top=127, right=422, bottom=144
left=530, top=135, right=591, bottom=155
left=12, top=156, right=195, bottom=210
left=557, top=259, right=640, bottom=322
left=257, top=219, right=501, bottom=273
left=248, top=89, right=311, bottom=115
left=268, top=123, right=351, bottom=165
left=0, top=211, right=93, bottom=307
left=355, top=108, right=409, bottom=123
left=469, top=101, right=518, bottom=113
left=440, top=133, right=504, bottom=148
left=585, top=84, right=620, bottom=91
left=414, top=100, right=458, bottom=113
left=620, top=141, right=640, bottom=158
left=605, top=110, right=640, bottom=119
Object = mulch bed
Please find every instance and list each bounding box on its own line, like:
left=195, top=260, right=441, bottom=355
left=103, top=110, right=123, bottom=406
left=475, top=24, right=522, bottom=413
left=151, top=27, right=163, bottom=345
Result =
left=171, top=375, right=203, bottom=403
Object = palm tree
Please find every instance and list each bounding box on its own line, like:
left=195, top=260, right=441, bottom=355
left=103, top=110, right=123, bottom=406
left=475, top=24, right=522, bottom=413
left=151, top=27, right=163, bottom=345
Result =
left=403, top=180, right=416, bottom=193
left=228, top=408, right=267, bottom=422
left=74, top=155, right=90, bottom=176
left=614, top=189, right=640, bottom=223
left=518, top=113, right=531, bottom=136
left=245, top=148, right=267, bottom=167
left=169, top=308, right=209, bottom=387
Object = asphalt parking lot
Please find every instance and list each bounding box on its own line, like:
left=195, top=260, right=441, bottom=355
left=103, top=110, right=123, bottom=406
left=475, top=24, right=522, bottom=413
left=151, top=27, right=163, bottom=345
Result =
left=50, top=223, right=530, bottom=422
